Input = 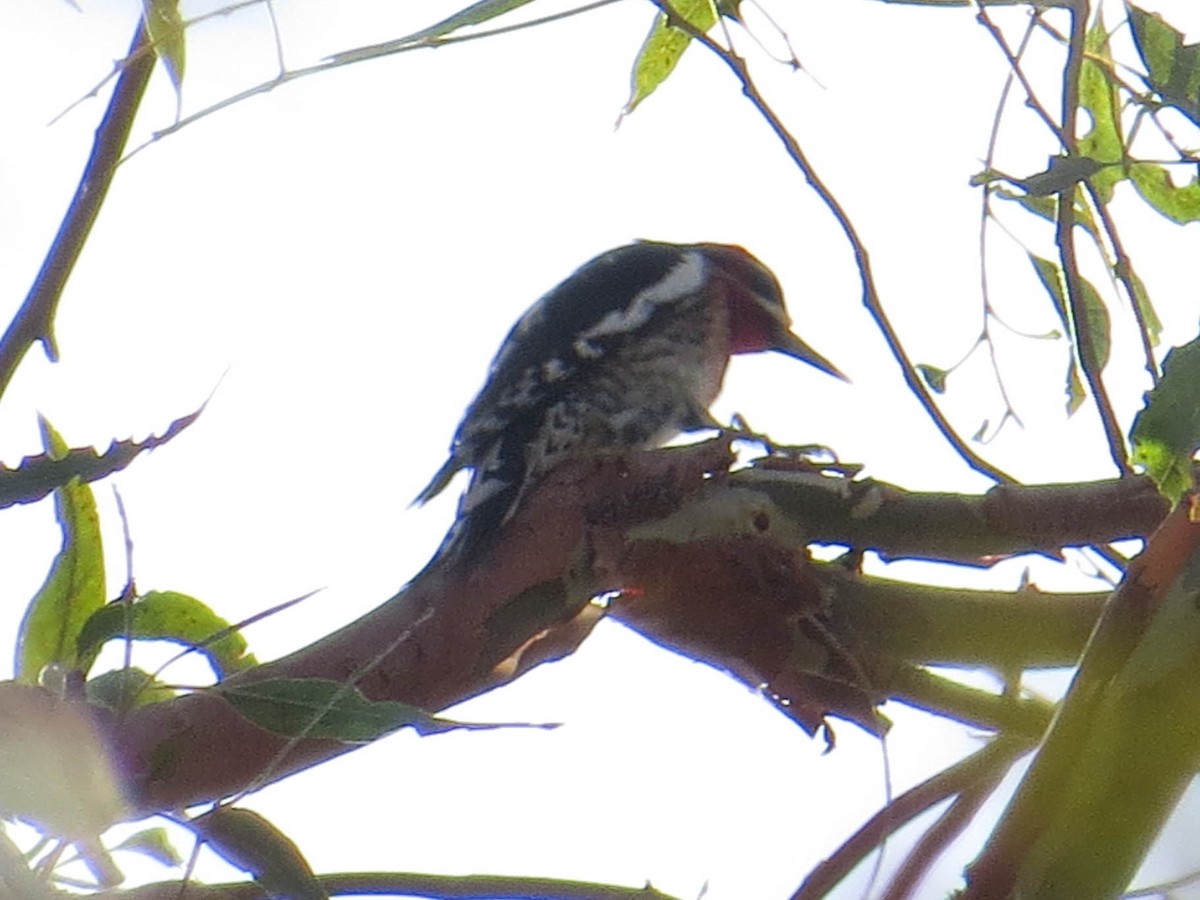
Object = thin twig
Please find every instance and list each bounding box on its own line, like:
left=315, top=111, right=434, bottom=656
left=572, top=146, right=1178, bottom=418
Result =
left=879, top=755, right=1010, bottom=900
left=123, top=0, right=625, bottom=159
left=647, top=0, right=1018, bottom=485
left=790, top=736, right=1030, bottom=899
left=1055, top=0, right=1131, bottom=475
left=975, top=8, right=1042, bottom=436
left=1084, top=182, right=1159, bottom=385
left=0, top=21, right=156, bottom=401
left=96, top=870, right=687, bottom=899
left=974, top=4, right=1068, bottom=148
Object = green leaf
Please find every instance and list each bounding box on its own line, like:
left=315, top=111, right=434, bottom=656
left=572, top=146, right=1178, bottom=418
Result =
left=1131, top=336, right=1200, bottom=504
left=193, top=807, right=326, bottom=900
left=217, top=678, right=554, bottom=742
left=15, top=418, right=106, bottom=684
left=142, top=0, right=185, bottom=93
left=1129, top=162, right=1200, bottom=224
left=624, top=0, right=722, bottom=115
left=1121, top=262, right=1163, bottom=348
left=1066, top=364, right=1087, bottom=416
left=0, top=406, right=202, bottom=510
left=86, top=667, right=177, bottom=711
left=1029, top=253, right=1068, bottom=330
left=76, top=590, right=258, bottom=680
left=916, top=364, right=948, bottom=394
left=327, top=0, right=538, bottom=63
left=1016, top=156, right=1108, bottom=196
left=1077, top=14, right=1126, bottom=201
left=1027, top=255, right=1110, bottom=415
left=1127, top=3, right=1200, bottom=128
left=998, top=188, right=1103, bottom=244
left=1077, top=277, right=1112, bottom=374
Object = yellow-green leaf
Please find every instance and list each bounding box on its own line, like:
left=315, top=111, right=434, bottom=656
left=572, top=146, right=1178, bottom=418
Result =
left=15, top=418, right=106, bottom=684
left=143, top=0, right=186, bottom=93
left=1120, top=261, right=1163, bottom=348
left=1129, top=162, right=1200, bottom=224
left=76, top=590, right=258, bottom=680
left=86, top=666, right=177, bottom=711
left=624, top=0, right=721, bottom=116
left=1131, top=336, right=1200, bottom=504
left=1077, top=14, right=1126, bottom=202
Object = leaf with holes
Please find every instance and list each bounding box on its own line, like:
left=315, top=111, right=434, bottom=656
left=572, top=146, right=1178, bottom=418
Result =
left=76, top=590, right=257, bottom=680
left=1077, top=13, right=1126, bottom=202
left=1129, top=162, right=1200, bottom=225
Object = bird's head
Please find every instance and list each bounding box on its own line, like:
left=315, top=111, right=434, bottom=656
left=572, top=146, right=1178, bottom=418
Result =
left=696, top=242, right=847, bottom=382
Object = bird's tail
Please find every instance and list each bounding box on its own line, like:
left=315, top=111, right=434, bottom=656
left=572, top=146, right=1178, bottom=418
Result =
left=411, top=468, right=523, bottom=581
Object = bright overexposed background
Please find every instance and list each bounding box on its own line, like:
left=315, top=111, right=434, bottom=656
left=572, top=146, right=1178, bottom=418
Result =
left=1, top=0, right=1198, bottom=896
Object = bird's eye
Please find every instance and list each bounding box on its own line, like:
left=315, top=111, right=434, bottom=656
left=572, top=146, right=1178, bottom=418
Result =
left=744, top=266, right=782, bottom=306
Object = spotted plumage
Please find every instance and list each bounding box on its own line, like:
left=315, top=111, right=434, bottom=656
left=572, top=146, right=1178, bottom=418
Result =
left=417, top=240, right=844, bottom=569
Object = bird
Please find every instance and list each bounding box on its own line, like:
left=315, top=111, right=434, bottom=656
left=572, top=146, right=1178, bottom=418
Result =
left=415, top=239, right=845, bottom=571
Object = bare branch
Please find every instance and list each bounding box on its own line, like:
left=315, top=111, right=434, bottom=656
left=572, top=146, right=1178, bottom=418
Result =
left=0, top=22, right=155, bottom=400
left=645, top=0, right=1019, bottom=485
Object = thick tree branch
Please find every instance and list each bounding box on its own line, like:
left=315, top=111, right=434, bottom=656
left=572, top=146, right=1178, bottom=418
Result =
left=112, top=443, right=1160, bottom=816
left=735, top=462, right=1167, bottom=563
left=965, top=499, right=1200, bottom=898
left=100, top=871, right=683, bottom=900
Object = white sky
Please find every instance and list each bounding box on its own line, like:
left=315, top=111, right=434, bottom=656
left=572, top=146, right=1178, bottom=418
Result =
left=1, top=0, right=1198, bottom=897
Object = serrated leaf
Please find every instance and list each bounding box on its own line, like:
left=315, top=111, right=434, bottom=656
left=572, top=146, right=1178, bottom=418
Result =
left=1131, top=336, right=1200, bottom=504
left=1128, top=3, right=1200, bottom=128
left=142, top=0, right=185, bottom=93
left=15, top=418, right=106, bottom=684
left=193, top=808, right=325, bottom=900
left=1077, top=14, right=1126, bottom=202
left=0, top=406, right=202, bottom=509
left=77, top=590, right=257, bottom=680
left=1129, top=162, right=1200, bottom=224
left=217, top=678, right=553, bottom=742
left=624, top=0, right=722, bottom=116
left=87, top=667, right=177, bottom=711
left=916, top=364, right=949, bottom=394
left=112, top=826, right=182, bottom=867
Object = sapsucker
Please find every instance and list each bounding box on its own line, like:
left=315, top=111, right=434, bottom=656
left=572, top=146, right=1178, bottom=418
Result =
left=416, top=240, right=845, bottom=569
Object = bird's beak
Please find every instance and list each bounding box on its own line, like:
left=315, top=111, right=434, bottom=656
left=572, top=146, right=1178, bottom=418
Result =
left=775, top=329, right=849, bottom=382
